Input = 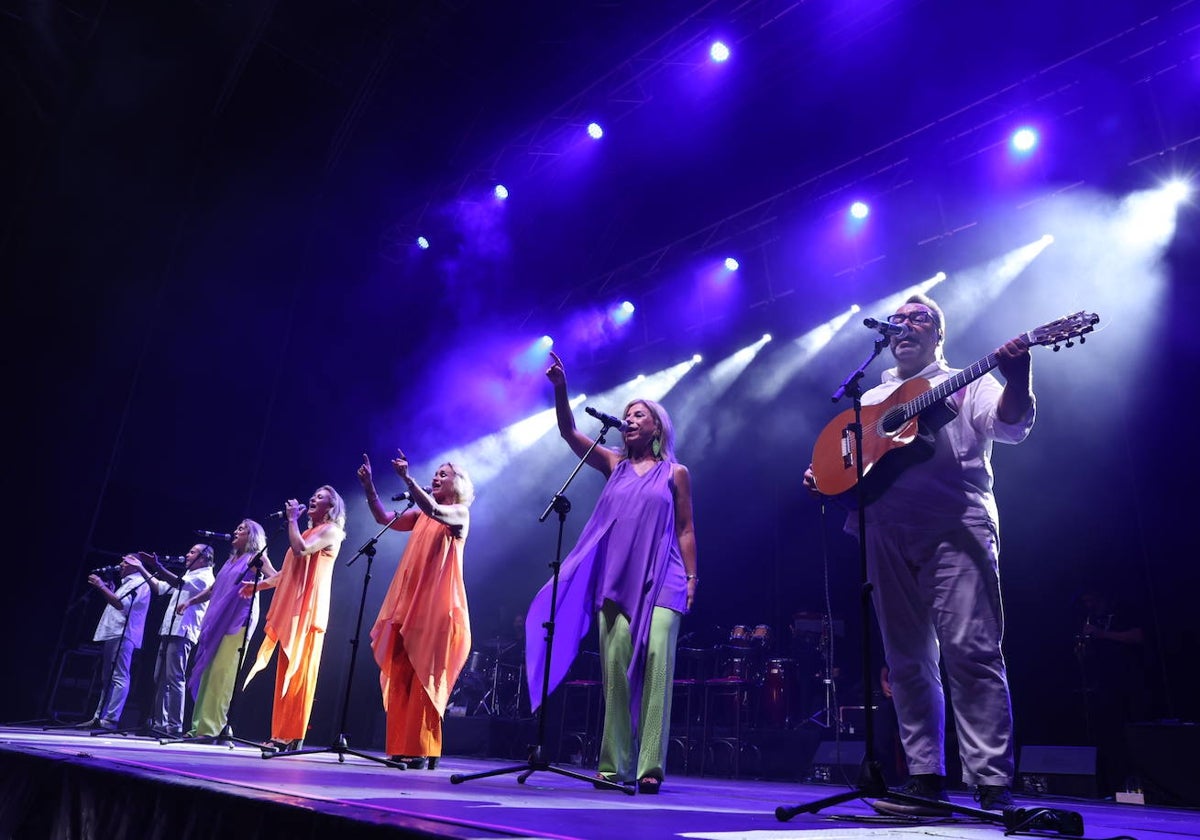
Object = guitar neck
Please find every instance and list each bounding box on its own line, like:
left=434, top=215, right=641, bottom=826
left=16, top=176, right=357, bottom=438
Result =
left=902, top=330, right=1030, bottom=419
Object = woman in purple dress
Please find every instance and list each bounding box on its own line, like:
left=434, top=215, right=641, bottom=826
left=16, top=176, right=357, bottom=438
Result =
left=183, top=518, right=276, bottom=737
left=525, top=351, right=698, bottom=794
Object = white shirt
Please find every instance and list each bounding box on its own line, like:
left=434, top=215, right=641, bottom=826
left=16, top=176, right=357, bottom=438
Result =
left=93, top=573, right=152, bottom=648
left=857, top=359, right=1036, bottom=533
left=149, top=566, right=215, bottom=643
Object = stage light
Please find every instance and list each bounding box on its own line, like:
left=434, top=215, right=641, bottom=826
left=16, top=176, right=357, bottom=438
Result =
left=1011, top=127, right=1038, bottom=154
left=539, top=335, right=553, bottom=348
left=587, top=122, right=604, bottom=140
left=710, top=41, right=730, bottom=63
left=1163, top=178, right=1191, bottom=204
left=849, top=201, right=869, bottom=220
left=494, top=184, right=509, bottom=200
left=416, top=235, right=430, bottom=250
left=610, top=301, right=635, bottom=326
left=724, top=257, right=740, bottom=271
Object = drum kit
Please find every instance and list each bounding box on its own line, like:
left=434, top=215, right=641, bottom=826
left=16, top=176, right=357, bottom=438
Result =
left=685, top=615, right=843, bottom=730
left=450, top=637, right=528, bottom=718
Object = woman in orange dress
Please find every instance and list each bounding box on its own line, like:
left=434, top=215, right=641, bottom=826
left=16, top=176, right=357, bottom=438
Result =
left=357, top=449, right=473, bottom=769
left=241, top=485, right=346, bottom=750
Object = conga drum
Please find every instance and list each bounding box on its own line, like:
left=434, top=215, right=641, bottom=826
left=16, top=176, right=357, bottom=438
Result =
left=751, top=624, right=773, bottom=650
left=728, top=624, right=750, bottom=647
left=758, top=658, right=797, bottom=728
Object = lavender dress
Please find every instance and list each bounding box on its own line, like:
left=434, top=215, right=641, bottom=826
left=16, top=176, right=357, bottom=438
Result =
left=188, top=552, right=260, bottom=696
left=525, top=459, right=686, bottom=722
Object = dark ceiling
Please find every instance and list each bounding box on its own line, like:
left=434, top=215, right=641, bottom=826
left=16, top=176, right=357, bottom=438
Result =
left=3, top=0, right=1198, bottom=736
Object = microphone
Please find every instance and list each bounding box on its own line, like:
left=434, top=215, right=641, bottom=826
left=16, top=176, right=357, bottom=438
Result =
left=268, top=510, right=292, bottom=520
left=585, top=406, right=630, bottom=432
left=155, top=555, right=188, bottom=565
left=863, top=317, right=912, bottom=340
left=90, top=564, right=123, bottom=576
left=392, top=486, right=432, bottom=501
left=194, top=529, right=232, bottom=541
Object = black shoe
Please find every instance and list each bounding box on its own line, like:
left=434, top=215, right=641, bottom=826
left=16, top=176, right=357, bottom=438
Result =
left=637, top=776, right=662, bottom=794
left=974, top=785, right=1013, bottom=811
left=871, top=774, right=952, bottom=817
left=426, top=756, right=440, bottom=770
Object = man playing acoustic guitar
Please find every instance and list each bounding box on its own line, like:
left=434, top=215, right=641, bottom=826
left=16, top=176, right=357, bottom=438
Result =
left=804, top=293, right=1035, bottom=815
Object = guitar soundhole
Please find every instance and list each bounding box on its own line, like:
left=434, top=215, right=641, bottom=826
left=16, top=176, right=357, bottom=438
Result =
left=881, top=408, right=906, bottom=434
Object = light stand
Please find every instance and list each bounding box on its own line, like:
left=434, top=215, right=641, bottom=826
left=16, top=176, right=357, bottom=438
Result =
left=450, top=423, right=633, bottom=794
left=261, top=507, right=410, bottom=769
left=163, top=545, right=269, bottom=750
left=775, top=342, right=1085, bottom=836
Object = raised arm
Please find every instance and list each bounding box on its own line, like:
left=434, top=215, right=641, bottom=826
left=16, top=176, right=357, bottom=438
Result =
left=392, top=450, right=468, bottom=531
left=546, top=351, right=620, bottom=476
left=358, top=452, right=420, bottom=530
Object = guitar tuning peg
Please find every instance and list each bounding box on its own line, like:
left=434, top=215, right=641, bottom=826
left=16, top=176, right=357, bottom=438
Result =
left=1065, top=339, right=1075, bottom=347
left=1053, top=344, right=1062, bottom=352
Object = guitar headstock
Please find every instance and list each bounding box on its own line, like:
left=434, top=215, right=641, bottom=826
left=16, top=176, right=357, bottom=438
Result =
left=1027, top=311, right=1099, bottom=350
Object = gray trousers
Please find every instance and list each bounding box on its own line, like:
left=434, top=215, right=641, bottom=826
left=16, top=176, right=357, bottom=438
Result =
left=866, top=520, right=1014, bottom=786
left=152, top=636, right=193, bottom=734
left=95, top=636, right=136, bottom=725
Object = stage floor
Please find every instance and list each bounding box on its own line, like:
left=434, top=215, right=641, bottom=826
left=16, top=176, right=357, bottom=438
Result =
left=1, top=725, right=1197, bottom=840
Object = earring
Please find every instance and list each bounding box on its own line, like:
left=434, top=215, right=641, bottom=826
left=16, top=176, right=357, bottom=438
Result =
left=652, top=436, right=662, bottom=458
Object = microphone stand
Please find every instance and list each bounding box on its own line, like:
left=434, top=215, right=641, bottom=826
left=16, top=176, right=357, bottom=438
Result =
left=450, top=421, right=633, bottom=794
left=775, top=342, right=1085, bottom=836
left=262, top=505, right=412, bottom=768
left=163, top=544, right=270, bottom=750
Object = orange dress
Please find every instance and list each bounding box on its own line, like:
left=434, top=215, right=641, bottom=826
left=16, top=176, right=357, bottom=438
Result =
left=245, top=525, right=342, bottom=742
left=370, top=513, right=471, bottom=756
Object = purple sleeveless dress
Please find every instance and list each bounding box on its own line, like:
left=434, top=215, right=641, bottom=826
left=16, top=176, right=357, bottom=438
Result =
left=525, top=459, right=686, bottom=724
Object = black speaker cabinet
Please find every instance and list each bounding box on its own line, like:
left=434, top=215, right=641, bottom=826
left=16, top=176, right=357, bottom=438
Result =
left=1017, top=745, right=1099, bottom=798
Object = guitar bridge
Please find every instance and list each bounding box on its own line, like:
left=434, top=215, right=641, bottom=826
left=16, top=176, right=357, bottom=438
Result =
left=840, top=428, right=854, bottom=469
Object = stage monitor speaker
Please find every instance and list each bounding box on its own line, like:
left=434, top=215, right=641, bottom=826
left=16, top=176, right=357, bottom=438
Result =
left=1017, top=745, right=1098, bottom=799
left=1127, top=721, right=1200, bottom=807
left=807, top=739, right=865, bottom=785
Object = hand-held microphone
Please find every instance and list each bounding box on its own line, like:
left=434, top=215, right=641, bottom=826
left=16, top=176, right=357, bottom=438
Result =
left=268, top=510, right=292, bottom=520
left=392, top=486, right=433, bottom=501
left=863, top=318, right=912, bottom=340
left=195, top=529, right=233, bottom=541
left=585, top=406, right=629, bottom=432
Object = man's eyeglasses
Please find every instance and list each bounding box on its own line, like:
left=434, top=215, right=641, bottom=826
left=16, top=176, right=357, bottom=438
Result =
left=887, top=311, right=935, bottom=326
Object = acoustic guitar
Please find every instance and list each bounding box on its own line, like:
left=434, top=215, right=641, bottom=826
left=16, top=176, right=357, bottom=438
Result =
left=811, top=310, right=1099, bottom=506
